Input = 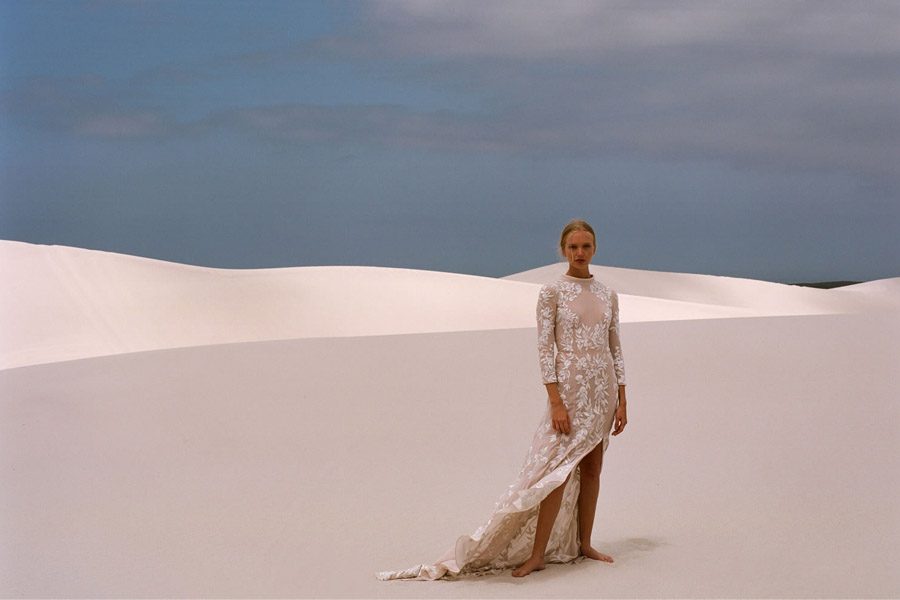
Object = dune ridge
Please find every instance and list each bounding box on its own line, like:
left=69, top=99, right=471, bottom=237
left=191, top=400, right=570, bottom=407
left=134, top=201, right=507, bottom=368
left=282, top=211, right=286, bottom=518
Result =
left=2, top=241, right=537, bottom=370
left=4, top=241, right=897, bottom=371
left=506, top=262, right=900, bottom=314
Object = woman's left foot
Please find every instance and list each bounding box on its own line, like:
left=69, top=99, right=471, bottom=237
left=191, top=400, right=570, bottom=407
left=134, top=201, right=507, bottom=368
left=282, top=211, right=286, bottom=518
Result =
left=580, top=546, right=614, bottom=562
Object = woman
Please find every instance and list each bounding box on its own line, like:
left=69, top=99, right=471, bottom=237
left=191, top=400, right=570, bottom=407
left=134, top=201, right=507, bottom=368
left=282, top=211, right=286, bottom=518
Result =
left=376, top=219, right=628, bottom=580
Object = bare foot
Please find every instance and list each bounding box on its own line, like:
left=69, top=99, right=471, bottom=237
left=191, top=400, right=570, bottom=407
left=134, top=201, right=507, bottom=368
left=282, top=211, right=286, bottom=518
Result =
left=580, top=546, right=614, bottom=563
left=511, top=556, right=546, bottom=577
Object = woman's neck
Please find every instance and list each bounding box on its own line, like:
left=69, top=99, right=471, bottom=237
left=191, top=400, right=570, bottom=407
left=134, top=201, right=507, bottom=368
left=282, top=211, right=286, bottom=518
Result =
left=565, top=266, right=592, bottom=279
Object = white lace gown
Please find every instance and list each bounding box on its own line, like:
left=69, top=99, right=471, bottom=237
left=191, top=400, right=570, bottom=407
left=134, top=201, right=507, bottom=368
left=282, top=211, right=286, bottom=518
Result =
left=376, top=273, right=626, bottom=580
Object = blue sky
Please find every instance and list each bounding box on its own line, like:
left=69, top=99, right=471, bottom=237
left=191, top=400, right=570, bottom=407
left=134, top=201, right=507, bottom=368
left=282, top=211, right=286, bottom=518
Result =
left=1, top=0, right=898, bottom=282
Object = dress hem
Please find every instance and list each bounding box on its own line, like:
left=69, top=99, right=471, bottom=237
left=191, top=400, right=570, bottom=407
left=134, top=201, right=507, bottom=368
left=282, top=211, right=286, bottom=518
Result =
left=375, top=433, right=609, bottom=581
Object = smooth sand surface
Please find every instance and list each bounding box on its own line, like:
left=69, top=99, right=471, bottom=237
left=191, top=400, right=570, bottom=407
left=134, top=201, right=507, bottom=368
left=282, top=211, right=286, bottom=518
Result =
left=2, top=241, right=899, bottom=597
left=6, top=241, right=897, bottom=370
left=507, top=262, right=900, bottom=314
left=2, top=317, right=898, bottom=598
left=1, top=241, right=539, bottom=370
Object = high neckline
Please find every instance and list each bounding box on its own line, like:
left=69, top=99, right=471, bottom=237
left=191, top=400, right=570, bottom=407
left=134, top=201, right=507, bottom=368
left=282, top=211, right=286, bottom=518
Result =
left=562, top=273, right=593, bottom=282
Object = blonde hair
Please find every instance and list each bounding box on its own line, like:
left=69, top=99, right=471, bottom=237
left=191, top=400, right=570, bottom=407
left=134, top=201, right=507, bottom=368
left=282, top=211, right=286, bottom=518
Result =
left=559, top=219, right=596, bottom=256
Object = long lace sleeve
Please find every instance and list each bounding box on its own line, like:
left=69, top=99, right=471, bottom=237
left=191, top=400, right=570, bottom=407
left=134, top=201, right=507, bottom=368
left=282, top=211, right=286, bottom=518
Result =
left=536, top=284, right=558, bottom=384
left=609, top=289, right=626, bottom=386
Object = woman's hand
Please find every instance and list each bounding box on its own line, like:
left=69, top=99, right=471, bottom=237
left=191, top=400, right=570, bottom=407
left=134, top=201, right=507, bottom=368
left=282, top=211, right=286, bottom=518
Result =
left=612, top=402, right=627, bottom=435
left=550, top=402, right=571, bottom=435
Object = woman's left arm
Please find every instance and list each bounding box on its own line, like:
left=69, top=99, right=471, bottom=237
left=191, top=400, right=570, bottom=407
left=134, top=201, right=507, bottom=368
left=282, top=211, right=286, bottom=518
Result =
left=609, top=289, right=626, bottom=391
left=609, top=289, right=628, bottom=436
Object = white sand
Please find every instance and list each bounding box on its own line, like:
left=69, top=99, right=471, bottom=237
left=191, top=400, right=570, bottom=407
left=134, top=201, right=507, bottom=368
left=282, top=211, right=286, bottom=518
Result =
left=1, top=241, right=898, bottom=597
left=0, top=241, right=540, bottom=370
left=6, top=241, right=897, bottom=371
left=507, top=262, right=900, bottom=314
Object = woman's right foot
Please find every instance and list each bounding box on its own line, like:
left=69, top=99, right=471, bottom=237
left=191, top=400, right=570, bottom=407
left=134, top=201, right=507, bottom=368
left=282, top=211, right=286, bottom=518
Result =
left=580, top=545, right=614, bottom=562
left=511, top=556, right=546, bottom=577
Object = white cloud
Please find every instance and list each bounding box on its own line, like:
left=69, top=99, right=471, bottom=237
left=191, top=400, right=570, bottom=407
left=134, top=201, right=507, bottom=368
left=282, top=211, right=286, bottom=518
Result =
left=6, top=2, right=897, bottom=184
left=327, top=0, right=900, bottom=182
left=74, top=112, right=167, bottom=138
left=364, top=0, right=900, bottom=57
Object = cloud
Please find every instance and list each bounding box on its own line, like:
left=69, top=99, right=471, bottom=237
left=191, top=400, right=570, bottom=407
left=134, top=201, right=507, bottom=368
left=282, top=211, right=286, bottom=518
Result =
left=359, top=0, right=900, bottom=58
left=315, top=0, right=900, bottom=181
left=202, top=103, right=515, bottom=153
left=73, top=111, right=169, bottom=138
left=4, top=1, right=897, bottom=184
left=0, top=75, right=179, bottom=139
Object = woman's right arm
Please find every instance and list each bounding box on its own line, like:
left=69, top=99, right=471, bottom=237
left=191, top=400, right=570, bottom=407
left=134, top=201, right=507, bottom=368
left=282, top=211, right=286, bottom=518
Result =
left=536, top=285, right=558, bottom=385
left=544, top=382, right=570, bottom=434
left=537, top=285, right=570, bottom=434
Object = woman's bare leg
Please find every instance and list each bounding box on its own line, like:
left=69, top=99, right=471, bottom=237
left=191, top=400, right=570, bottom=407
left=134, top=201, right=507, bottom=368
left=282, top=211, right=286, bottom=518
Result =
left=511, top=473, right=571, bottom=577
left=578, top=441, right=613, bottom=562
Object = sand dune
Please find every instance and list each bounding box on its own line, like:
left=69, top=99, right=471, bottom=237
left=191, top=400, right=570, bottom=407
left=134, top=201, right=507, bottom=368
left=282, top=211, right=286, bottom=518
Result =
left=507, top=262, right=900, bottom=314
left=841, top=276, right=900, bottom=300
left=2, top=241, right=538, bottom=370
left=3, top=241, right=895, bottom=370
left=1, top=240, right=898, bottom=597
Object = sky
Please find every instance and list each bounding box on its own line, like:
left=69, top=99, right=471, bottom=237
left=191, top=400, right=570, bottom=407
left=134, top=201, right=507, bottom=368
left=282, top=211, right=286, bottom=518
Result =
left=1, top=0, right=898, bottom=283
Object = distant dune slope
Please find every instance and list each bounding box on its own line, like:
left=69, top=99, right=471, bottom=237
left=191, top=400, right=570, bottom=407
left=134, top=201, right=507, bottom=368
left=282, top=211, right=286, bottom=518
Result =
left=1, top=241, right=540, bottom=370
left=3, top=241, right=896, bottom=370
left=841, top=277, right=900, bottom=298
left=506, top=262, right=900, bottom=314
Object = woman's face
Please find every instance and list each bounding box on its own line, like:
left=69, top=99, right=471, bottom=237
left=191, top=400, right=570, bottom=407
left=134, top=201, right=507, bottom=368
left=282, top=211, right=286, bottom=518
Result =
left=563, top=230, right=595, bottom=269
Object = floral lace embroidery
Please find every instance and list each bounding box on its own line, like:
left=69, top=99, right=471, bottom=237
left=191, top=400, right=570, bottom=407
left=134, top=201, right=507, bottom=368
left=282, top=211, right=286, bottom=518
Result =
left=537, top=277, right=625, bottom=389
